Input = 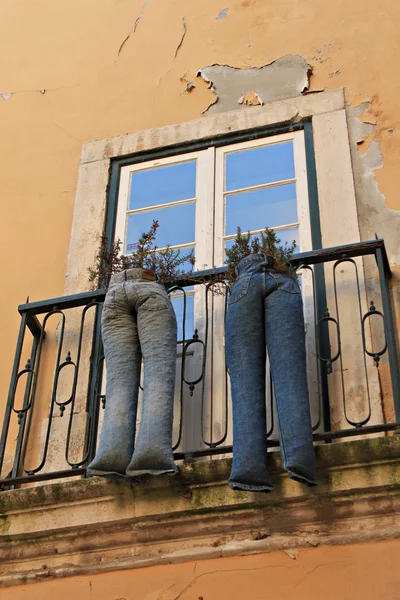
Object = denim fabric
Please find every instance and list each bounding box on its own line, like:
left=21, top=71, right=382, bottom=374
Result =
left=225, top=253, right=316, bottom=492
left=87, top=269, right=178, bottom=478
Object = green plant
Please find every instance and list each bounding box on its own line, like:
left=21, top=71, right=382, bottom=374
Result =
left=88, top=220, right=195, bottom=289
left=225, top=227, right=297, bottom=284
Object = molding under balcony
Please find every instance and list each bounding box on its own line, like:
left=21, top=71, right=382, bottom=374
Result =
left=1, top=436, right=400, bottom=588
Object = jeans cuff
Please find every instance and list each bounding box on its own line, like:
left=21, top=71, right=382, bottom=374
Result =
left=228, top=479, right=274, bottom=493
left=286, top=469, right=317, bottom=487
left=86, top=469, right=139, bottom=483
left=126, top=466, right=179, bottom=477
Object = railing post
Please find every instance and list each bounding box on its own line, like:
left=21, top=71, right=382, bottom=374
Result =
left=11, top=334, right=39, bottom=479
left=304, top=122, right=331, bottom=433
left=85, top=304, right=104, bottom=465
left=314, top=264, right=332, bottom=433
left=0, top=313, right=28, bottom=476
left=376, top=247, right=400, bottom=424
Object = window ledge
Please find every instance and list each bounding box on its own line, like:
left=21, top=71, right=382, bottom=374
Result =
left=1, top=436, right=400, bottom=588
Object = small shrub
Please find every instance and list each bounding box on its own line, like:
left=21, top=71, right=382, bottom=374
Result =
left=88, top=220, right=195, bottom=289
left=225, top=227, right=297, bottom=284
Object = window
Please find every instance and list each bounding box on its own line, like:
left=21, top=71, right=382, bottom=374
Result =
left=116, top=131, right=312, bottom=341
left=115, top=131, right=314, bottom=451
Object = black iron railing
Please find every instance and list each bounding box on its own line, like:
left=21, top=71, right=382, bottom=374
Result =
left=1, top=239, right=399, bottom=489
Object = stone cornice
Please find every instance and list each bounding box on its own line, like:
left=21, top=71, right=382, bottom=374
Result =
left=1, top=437, right=399, bottom=587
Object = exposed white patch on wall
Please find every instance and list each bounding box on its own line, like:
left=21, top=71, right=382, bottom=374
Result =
left=347, top=103, right=400, bottom=266
left=216, top=7, right=229, bottom=20
left=196, top=55, right=312, bottom=114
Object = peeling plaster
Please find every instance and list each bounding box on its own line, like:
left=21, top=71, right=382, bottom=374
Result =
left=216, top=7, right=229, bottom=20
left=196, top=55, right=311, bottom=114
left=180, top=76, right=195, bottom=94
left=347, top=103, right=400, bottom=267
left=238, top=90, right=264, bottom=106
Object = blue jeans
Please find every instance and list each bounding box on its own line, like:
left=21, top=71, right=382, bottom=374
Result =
left=225, top=254, right=316, bottom=492
left=87, top=270, right=178, bottom=478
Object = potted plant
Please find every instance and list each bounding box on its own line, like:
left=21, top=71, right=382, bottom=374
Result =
left=224, top=226, right=317, bottom=493
left=86, top=220, right=194, bottom=481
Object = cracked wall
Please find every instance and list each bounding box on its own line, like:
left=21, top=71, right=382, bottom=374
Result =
left=2, top=540, right=400, bottom=599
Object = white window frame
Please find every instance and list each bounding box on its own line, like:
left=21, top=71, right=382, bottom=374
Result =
left=117, top=130, right=312, bottom=274
left=214, top=130, right=313, bottom=265
left=117, top=150, right=215, bottom=272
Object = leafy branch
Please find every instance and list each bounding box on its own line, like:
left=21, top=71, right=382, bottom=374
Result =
left=225, top=227, right=297, bottom=284
left=88, top=220, right=195, bottom=289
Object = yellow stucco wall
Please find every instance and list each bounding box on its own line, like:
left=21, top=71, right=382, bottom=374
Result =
left=0, top=1, right=399, bottom=455
left=2, top=540, right=400, bottom=599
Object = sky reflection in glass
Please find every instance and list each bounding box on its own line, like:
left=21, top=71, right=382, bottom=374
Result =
left=225, top=142, right=294, bottom=192
left=129, top=161, right=196, bottom=210
left=225, top=183, right=297, bottom=235
left=225, top=226, right=299, bottom=253
left=126, top=203, right=195, bottom=253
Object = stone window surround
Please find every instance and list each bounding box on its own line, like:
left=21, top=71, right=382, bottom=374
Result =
left=65, top=88, right=359, bottom=297
left=62, top=87, right=384, bottom=440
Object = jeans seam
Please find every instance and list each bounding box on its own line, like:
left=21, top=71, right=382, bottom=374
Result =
left=277, top=289, right=300, bottom=295
left=102, top=289, right=117, bottom=320
left=269, top=272, right=300, bottom=295
left=276, top=403, right=288, bottom=471
left=122, top=281, right=129, bottom=304
left=123, top=281, right=140, bottom=311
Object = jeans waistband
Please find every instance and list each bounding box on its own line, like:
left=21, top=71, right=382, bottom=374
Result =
left=109, top=268, right=158, bottom=285
left=236, top=253, right=275, bottom=276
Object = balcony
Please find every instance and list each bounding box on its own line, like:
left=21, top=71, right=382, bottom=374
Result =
left=0, top=239, right=399, bottom=488
left=1, top=239, right=400, bottom=587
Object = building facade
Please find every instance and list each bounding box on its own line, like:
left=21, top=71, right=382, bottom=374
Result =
left=0, top=0, right=400, bottom=598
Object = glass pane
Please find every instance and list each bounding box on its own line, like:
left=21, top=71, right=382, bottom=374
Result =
left=159, top=246, right=195, bottom=277
left=225, top=226, right=299, bottom=253
left=225, top=183, right=297, bottom=236
left=170, top=294, right=194, bottom=342
left=225, top=141, right=294, bottom=192
left=126, top=203, right=195, bottom=253
left=275, top=227, right=299, bottom=252
left=129, top=161, right=196, bottom=210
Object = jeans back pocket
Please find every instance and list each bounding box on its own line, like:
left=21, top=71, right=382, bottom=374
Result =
left=228, top=274, right=252, bottom=304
